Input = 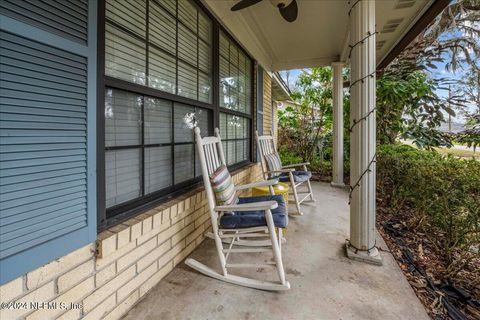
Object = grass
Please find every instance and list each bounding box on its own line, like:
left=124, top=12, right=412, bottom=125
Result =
left=433, top=147, right=477, bottom=159
left=401, top=140, right=477, bottom=159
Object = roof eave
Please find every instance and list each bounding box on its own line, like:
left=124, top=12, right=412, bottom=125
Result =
left=376, top=0, right=450, bottom=70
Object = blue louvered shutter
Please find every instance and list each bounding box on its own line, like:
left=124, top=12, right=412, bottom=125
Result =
left=0, top=0, right=97, bottom=284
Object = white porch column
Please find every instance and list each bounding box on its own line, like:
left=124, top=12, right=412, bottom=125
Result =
left=346, top=0, right=382, bottom=265
left=331, top=62, right=345, bottom=187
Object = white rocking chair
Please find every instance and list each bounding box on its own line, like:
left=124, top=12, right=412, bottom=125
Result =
left=185, top=127, right=290, bottom=291
left=255, top=130, right=315, bottom=216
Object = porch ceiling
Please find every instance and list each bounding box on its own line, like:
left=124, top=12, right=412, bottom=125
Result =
left=202, top=0, right=434, bottom=71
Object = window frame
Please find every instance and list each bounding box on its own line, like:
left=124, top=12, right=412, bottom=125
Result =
left=97, top=0, right=255, bottom=230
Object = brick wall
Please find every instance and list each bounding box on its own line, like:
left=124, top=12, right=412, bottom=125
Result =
left=0, top=164, right=263, bottom=320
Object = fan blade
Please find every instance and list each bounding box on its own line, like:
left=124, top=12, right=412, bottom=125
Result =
left=231, top=0, right=263, bottom=11
left=278, top=0, right=298, bottom=22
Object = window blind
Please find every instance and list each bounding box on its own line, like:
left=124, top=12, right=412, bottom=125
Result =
left=174, top=144, right=194, bottom=184
left=144, top=97, right=171, bottom=144
left=219, top=30, right=252, bottom=114
left=105, top=23, right=146, bottom=85
left=145, top=146, right=172, bottom=194
left=105, top=0, right=212, bottom=103
left=102, top=0, right=254, bottom=216
left=104, top=89, right=142, bottom=147
left=220, top=113, right=250, bottom=165
left=177, top=61, right=197, bottom=100
left=105, top=0, right=145, bottom=37
left=148, top=46, right=176, bottom=93
left=104, top=89, right=211, bottom=210
left=105, top=149, right=141, bottom=208
left=149, top=2, right=175, bottom=54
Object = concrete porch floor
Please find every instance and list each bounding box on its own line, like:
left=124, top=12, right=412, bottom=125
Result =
left=123, top=182, right=429, bottom=320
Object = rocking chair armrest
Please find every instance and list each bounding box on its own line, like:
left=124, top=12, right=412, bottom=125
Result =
left=265, top=168, right=294, bottom=174
left=214, top=201, right=278, bottom=212
left=282, top=162, right=310, bottom=169
left=234, top=179, right=279, bottom=191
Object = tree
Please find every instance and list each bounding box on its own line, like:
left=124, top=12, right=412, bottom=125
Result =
left=278, top=67, right=344, bottom=162
left=279, top=1, right=480, bottom=154
left=456, top=113, right=480, bottom=152
left=376, top=69, right=455, bottom=148
left=452, top=68, right=480, bottom=152
left=377, top=0, right=479, bottom=148
left=392, top=0, right=480, bottom=73
left=455, top=69, right=480, bottom=112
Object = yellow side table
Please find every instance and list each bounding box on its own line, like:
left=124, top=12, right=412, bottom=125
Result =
left=252, top=182, right=289, bottom=211
left=252, top=182, right=289, bottom=236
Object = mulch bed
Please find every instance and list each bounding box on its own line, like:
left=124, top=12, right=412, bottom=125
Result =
left=376, top=202, right=480, bottom=320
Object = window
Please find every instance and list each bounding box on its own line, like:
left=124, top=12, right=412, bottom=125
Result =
left=102, top=0, right=253, bottom=218
left=105, top=0, right=212, bottom=102
left=219, top=30, right=252, bottom=166
left=105, top=88, right=211, bottom=211
left=219, top=113, right=250, bottom=165
left=105, top=1, right=146, bottom=85
left=219, top=31, right=252, bottom=113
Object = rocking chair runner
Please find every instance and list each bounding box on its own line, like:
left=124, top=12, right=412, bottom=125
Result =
left=184, top=127, right=290, bottom=291
left=255, top=131, right=315, bottom=215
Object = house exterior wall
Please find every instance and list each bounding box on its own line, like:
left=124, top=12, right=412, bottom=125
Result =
left=0, top=165, right=263, bottom=320
left=272, top=102, right=278, bottom=142
left=262, top=71, right=273, bottom=135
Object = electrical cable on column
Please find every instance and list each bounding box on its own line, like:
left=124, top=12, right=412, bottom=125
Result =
left=346, top=0, right=378, bottom=255
left=347, top=0, right=377, bottom=205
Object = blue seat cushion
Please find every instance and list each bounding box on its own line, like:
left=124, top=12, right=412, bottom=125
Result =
left=278, top=170, right=312, bottom=183
left=220, top=195, right=288, bottom=229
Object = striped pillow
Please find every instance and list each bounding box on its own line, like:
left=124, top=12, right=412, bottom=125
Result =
left=264, top=153, right=282, bottom=178
left=209, top=165, right=237, bottom=207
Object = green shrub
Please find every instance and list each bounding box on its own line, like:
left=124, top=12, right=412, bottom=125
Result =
left=377, top=144, right=480, bottom=276
left=278, top=147, right=304, bottom=166
left=278, top=147, right=350, bottom=179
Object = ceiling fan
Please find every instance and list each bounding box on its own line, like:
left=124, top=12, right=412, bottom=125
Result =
left=231, top=0, right=298, bottom=23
